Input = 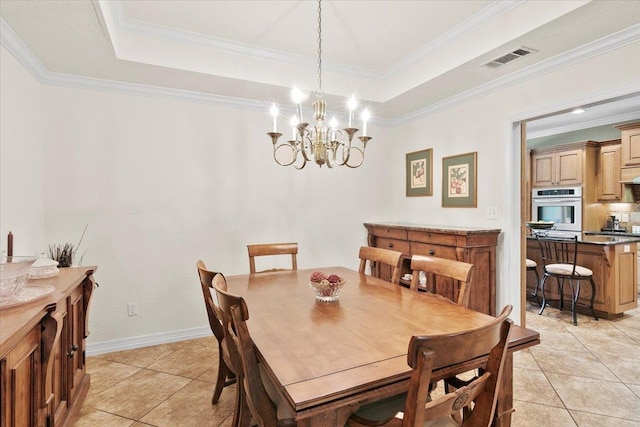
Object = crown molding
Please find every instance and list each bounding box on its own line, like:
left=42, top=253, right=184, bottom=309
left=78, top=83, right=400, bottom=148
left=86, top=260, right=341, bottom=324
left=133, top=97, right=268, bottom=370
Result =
left=2, top=17, right=638, bottom=130
left=389, top=23, right=640, bottom=127
left=527, top=111, right=640, bottom=139
left=384, top=0, right=522, bottom=77
left=108, top=0, right=382, bottom=80
left=108, top=0, right=521, bottom=81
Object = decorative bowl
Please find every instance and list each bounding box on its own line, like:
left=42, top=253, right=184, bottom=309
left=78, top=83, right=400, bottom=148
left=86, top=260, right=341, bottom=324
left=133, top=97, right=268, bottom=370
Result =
left=309, top=273, right=345, bottom=302
left=29, top=257, right=60, bottom=279
left=1, top=256, right=37, bottom=302
left=526, top=221, right=555, bottom=230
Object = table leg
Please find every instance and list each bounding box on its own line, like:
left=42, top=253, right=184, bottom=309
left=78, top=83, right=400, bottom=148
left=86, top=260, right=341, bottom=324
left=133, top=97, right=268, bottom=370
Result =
left=494, top=352, right=515, bottom=427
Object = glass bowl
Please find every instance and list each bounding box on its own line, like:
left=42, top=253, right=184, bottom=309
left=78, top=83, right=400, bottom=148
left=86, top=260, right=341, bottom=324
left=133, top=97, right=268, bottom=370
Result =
left=309, top=279, right=345, bottom=302
left=1, top=256, right=37, bottom=302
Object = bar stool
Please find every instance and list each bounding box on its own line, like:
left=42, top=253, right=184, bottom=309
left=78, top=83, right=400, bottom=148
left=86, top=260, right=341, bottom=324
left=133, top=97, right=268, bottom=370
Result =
left=526, top=258, right=540, bottom=305
left=534, top=234, right=599, bottom=326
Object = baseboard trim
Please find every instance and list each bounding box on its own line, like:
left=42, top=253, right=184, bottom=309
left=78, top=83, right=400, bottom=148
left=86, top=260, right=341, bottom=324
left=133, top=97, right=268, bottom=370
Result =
left=86, top=326, right=211, bottom=356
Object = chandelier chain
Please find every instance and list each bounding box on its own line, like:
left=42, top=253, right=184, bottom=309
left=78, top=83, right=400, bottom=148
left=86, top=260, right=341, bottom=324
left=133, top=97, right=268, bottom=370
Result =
left=316, top=0, right=323, bottom=98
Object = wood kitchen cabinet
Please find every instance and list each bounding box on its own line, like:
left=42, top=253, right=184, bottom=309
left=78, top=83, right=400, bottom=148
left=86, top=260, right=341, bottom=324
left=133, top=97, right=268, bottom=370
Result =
left=1, top=267, right=96, bottom=427
left=597, top=140, right=622, bottom=201
left=617, top=122, right=640, bottom=166
left=364, top=223, right=500, bottom=315
left=530, top=141, right=598, bottom=191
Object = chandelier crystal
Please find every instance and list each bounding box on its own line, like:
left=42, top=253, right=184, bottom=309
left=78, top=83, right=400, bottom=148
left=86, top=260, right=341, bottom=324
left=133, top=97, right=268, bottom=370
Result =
left=267, top=0, right=371, bottom=169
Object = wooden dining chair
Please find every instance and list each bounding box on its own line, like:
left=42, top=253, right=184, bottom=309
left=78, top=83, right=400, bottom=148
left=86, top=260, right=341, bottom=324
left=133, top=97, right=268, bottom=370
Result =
left=214, top=285, right=296, bottom=427
left=347, top=305, right=513, bottom=427
left=358, top=246, right=404, bottom=285
left=196, top=261, right=237, bottom=405
left=409, top=255, right=474, bottom=308
left=247, top=242, right=298, bottom=274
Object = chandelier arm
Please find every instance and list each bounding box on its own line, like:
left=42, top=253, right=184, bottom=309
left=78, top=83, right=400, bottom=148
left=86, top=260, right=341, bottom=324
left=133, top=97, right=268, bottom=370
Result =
left=273, top=143, right=297, bottom=167
left=343, top=147, right=365, bottom=169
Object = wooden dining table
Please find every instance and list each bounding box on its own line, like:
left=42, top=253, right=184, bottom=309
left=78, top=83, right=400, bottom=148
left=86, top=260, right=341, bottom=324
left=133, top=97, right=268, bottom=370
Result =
left=226, top=267, right=539, bottom=427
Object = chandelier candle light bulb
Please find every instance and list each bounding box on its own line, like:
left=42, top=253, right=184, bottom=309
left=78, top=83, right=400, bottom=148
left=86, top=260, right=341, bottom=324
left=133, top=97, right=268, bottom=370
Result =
left=348, top=96, right=357, bottom=128
left=270, top=103, right=278, bottom=132
left=361, top=109, right=370, bottom=136
left=265, top=0, right=372, bottom=169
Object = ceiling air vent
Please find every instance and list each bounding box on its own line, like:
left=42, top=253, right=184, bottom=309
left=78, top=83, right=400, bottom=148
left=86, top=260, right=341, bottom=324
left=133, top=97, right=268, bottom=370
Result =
left=485, top=47, right=536, bottom=68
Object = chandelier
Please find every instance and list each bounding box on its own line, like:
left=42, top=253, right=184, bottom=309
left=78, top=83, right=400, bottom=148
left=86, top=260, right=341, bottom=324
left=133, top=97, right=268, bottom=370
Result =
left=267, top=0, right=371, bottom=169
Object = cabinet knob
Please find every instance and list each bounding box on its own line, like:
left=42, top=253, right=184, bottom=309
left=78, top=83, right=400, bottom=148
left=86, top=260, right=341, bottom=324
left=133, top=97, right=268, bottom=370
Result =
left=387, top=243, right=394, bottom=248
left=67, top=344, right=78, bottom=358
left=429, top=249, right=435, bottom=256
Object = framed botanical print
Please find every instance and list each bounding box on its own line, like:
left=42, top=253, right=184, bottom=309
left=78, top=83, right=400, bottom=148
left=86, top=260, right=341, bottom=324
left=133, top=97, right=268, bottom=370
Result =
left=406, top=149, right=433, bottom=197
left=442, top=151, right=477, bottom=207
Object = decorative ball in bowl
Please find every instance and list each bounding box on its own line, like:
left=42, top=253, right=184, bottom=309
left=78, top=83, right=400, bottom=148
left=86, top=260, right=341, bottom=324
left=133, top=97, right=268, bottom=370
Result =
left=1, top=256, right=37, bottom=302
left=309, top=271, right=345, bottom=302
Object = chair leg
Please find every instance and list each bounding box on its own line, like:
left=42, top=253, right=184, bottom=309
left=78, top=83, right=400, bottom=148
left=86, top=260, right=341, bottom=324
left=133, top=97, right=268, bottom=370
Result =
left=569, top=280, right=578, bottom=326
left=212, top=349, right=231, bottom=404
left=558, top=278, right=564, bottom=310
left=532, top=268, right=541, bottom=305
left=538, top=275, right=549, bottom=315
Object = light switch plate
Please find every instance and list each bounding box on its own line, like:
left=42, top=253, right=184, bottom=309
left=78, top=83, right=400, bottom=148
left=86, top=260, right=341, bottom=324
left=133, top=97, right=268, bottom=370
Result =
left=487, top=206, right=498, bottom=220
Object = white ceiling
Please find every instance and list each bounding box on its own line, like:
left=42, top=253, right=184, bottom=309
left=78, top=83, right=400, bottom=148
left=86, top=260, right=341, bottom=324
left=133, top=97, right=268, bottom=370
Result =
left=1, top=0, right=639, bottom=132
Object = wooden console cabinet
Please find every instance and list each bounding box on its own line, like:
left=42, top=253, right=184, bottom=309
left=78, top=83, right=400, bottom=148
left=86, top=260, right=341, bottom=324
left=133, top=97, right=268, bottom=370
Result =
left=364, top=223, right=500, bottom=315
left=1, top=267, right=96, bottom=427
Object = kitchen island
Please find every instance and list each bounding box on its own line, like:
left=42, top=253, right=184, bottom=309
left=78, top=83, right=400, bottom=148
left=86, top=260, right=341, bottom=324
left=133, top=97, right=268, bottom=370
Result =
left=527, top=234, right=638, bottom=319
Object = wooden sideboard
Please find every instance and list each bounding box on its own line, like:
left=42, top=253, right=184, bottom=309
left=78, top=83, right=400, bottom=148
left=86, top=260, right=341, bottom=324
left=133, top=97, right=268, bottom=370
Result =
left=364, top=223, right=500, bottom=315
left=1, top=267, right=96, bottom=427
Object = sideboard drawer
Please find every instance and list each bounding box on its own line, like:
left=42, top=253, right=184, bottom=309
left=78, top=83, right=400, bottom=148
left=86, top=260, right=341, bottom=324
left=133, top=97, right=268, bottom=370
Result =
left=368, top=226, right=408, bottom=240
left=410, top=242, right=457, bottom=260
left=376, top=238, right=410, bottom=254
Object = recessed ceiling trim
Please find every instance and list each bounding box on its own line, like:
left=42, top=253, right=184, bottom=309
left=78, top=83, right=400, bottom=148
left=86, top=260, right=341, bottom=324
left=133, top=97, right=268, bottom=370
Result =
left=108, top=0, right=383, bottom=80
left=527, top=111, right=640, bottom=139
left=2, top=17, right=639, bottom=131
left=386, top=0, right=522, bottom=77
left=107, top=0, right=524, bottom=82
left=392, top=23, right=640, bottom=127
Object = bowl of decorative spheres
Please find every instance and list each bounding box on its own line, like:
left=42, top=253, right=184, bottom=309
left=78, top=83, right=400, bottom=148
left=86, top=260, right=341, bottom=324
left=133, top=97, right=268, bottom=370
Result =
left=309, top=272, right=345, bottom=302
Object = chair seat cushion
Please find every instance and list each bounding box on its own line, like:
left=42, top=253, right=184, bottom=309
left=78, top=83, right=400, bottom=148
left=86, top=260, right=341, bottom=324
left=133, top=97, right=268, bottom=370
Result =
left=259, top=362, right=295, bottom=420
left=351, top=393, right=407, bottom=423
left=546, top=263, right=592, bottom=276
left=526, top=258, right=537, bottom=268
left=351, top=393, right=459, bottom=427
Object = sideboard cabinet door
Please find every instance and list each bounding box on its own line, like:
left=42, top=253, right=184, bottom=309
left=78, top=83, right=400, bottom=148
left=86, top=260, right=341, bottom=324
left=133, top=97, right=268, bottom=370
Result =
left=1, top=326, right=41, bottom=427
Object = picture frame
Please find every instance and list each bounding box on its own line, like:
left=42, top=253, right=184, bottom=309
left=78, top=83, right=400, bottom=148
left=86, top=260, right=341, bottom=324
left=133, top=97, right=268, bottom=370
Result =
left=406, top=149, right=433, bottom=197
left=442, top=151, right=477, bottom=207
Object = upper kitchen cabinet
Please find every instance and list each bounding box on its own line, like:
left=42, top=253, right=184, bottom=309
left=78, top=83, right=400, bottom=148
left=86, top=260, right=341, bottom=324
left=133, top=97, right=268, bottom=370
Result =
left=530, top=141, right=598, bottom=192
left=597, top=140, right=622, bottom=201
left=617, top=122, right=640, bottom=166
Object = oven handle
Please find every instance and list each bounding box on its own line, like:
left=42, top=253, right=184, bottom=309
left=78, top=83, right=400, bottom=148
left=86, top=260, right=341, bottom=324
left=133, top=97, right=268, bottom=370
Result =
left=532, top=198, right=581, bottom=203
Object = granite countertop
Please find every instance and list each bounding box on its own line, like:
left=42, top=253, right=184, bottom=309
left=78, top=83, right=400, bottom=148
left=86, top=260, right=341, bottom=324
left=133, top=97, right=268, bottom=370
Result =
left=364, top=222, right=501, bottom=234
left=579, top=234, right=640, bottom=245
left=528, top=233, right=640, bottom=245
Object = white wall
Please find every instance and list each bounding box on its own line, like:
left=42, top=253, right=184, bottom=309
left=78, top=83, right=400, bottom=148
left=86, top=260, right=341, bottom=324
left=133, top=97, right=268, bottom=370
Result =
left=2, top=37, right=640, bottom=353
left=391, top=40, right=640, bottom=318
left=0, top=46, right=46, bottom=256
left=1, top=45, right=394, bottom=350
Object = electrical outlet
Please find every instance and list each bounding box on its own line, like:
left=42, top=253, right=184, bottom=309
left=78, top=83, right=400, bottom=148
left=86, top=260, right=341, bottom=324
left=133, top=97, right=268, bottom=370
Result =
left=487, top=206, right=498, bottom=220
left=127, top=302, right=138, bottom=316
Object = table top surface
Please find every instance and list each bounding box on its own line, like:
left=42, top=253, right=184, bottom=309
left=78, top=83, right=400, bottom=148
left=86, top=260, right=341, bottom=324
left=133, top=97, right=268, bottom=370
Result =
left=225, top=267, right=538, bottom=413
